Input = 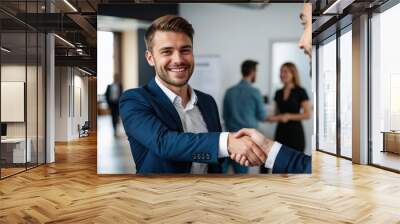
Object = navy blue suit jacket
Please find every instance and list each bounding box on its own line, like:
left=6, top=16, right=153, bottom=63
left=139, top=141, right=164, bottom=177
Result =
left=119, top=79, right=224, bottom=174
left=272, top=145, right=311, bottom=174
left=119, top=79, right=311, bottom=174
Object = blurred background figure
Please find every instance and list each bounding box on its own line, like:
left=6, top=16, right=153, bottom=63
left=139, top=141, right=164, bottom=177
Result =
left=222, top=60, right=267, bottom=174
left=105, top=75, right=122, bottom=137
left=262, top=62, right=310, bottom=173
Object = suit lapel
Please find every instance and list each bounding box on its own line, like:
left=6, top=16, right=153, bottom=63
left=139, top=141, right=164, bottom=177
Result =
left=195, top=91, right=217, bottom=132
left=146, top=79, right=183, bottom=131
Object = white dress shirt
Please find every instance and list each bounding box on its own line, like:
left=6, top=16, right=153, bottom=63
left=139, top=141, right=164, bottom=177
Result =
left=155, top=78, right=229, bottom=174
left=155, top=77, right=281, bottom=173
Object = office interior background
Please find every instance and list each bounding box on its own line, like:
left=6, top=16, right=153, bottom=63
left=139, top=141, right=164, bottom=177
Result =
left=0, top=0, right=97, bottom=179
left=0, top=0, right=399, bottom=223
left=97, top=3, right=313, bottom=174
left=312, top=0, right=400, bottom=172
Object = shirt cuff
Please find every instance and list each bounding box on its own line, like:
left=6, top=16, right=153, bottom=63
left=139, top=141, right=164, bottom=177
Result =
left=264, top=142, right=282, bottom=169
left=218, top=132, right=230, bottom=158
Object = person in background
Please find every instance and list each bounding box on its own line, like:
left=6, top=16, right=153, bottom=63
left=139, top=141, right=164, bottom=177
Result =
left=231, top=3, right=313, bottom=174
left=260, top=62, right=311, bottom=173
left=222, top=60, right=267, bottom=174
left=105, top=75, right=123, bottom=137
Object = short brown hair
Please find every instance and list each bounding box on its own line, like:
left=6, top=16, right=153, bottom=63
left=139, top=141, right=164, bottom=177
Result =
left=241, top=60, right=258, bottom=77
left=281, top=62, right=301, bottom=87
left=144, top=15, right=194, bottom=51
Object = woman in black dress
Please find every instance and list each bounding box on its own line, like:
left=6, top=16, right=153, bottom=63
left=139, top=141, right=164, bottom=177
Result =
left=261, top=62, right=310, bottom=173
left=270, top=62, right=311, bottom=151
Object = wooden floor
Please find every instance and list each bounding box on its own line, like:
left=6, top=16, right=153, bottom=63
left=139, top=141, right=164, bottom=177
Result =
left=1, top=167, right=26, bottom=178
left=1, top=135, right=400, bottom=223
left=372, top=150, right=400, bottom=171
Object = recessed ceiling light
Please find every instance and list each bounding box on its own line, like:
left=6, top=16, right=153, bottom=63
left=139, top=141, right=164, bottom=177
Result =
left=54, top=34, right=75, bottom=48
left=1, top=47, right=11, bottom=53
left=63, top=0, right=78, bottom=12
left=78, top=67, right=92, bottom=76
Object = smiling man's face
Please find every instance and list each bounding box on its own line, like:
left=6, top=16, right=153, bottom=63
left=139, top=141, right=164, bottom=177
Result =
left=298, top=3, right=312, bottom=61
left=145, top=31, right=194, bottom=88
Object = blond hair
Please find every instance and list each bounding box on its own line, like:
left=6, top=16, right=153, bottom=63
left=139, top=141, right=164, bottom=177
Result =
left=281, top=62, right=301, bottom=87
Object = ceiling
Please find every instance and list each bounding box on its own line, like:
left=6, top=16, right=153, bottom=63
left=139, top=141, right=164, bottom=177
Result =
left=312, top=0, right=391, bottom=43
left=0, top=0, right=315, bottom=75
left=0, top=0, right=98, bottom=74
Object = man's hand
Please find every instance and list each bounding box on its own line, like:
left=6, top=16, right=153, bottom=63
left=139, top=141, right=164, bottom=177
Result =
left=233, top=128, right=274, bottom=160
left=227, top=133, right=266, bottom=166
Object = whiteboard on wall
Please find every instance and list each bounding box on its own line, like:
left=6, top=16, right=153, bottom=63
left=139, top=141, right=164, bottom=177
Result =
left=189, top=55, right=223, bottom=113
left=1, top=82, right=25, bottom=122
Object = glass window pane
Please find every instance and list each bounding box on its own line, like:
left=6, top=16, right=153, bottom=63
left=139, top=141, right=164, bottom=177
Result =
left=1, top=1, right=46, bottom=179
left=97, top=31, right=114, bottom=95
left=27, top=31, right=38, bottom=169
left=371, top=3, right=400, bottom=171
left=340, top=29, right=352, bottom=158
left=318, top=37, right=337, bottom=154
left=38, top=32, right=45, bottom=165
left=1, top=30, right=28, bottom=177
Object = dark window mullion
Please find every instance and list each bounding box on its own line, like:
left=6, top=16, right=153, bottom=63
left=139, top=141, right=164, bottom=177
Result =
left=25, top=0, right=28, bottom=171
left=367, top=10, right=373, bottom=165
left=316, top=44, right=320, bottom=151
left=336, top=27, right=341, bottom=157
left=36, top=0, right=39, bottom=168
left=0, top=20, right=2, bottom=179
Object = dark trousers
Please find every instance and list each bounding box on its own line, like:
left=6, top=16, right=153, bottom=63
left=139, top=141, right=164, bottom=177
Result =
left=260, top=166, right=269, bottom=174
left=221, top=158, right=249, bottom=174
left=109, top=102, right=119, bottom=132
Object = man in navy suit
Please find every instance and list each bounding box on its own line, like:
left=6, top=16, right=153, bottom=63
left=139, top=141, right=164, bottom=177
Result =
left=120, top=14, right=311, bottom=174
left=119, top=15, right=267, bottom=174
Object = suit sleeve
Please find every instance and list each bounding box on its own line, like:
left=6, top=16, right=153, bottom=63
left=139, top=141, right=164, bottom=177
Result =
left=272, top=145, right=311, bottom=174
left=222, top=93, right=230, bottom=129
left=119, top=90, right=221, bottom=164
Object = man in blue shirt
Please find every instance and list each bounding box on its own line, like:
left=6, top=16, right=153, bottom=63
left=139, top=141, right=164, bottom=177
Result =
left=222, top=60, right=268, bottom=173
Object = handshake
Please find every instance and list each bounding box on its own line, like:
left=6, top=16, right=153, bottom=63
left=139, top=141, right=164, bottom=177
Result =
left=227, top=128, right=274, bottom=167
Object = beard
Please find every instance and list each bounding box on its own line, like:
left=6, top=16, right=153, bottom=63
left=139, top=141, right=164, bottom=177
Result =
left=251, top=75, right=256, bottom=83
left=154, top=61, right=194, bottom=87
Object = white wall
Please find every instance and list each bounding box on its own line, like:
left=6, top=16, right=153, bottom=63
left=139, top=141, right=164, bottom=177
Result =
left=180, top=3, right=312, bottom=155
left=72, top=73, right=89, bottom=137
left=1, top=65, right=39, bottom=138
left=55, top=66, right=69, bottom=141
left=55, top=67, right=89, bottom=141
left=1, top=64, right=47, bottom=163
left=180, top=3, right=303, bottom=95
